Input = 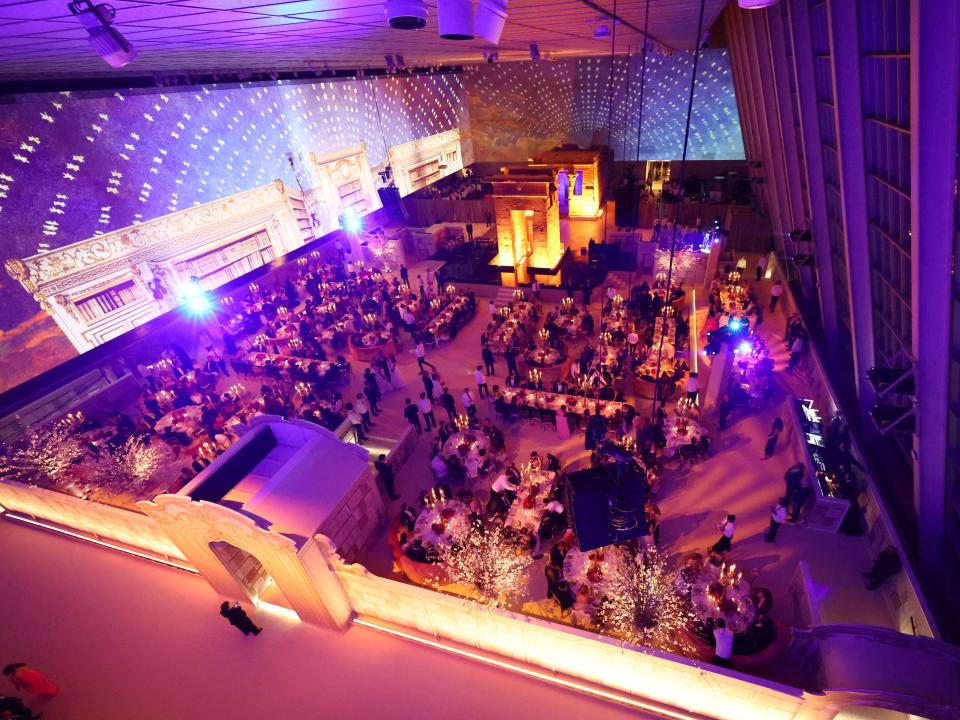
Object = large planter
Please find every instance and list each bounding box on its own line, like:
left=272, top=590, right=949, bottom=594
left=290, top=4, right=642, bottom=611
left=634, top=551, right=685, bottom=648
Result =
left=387, top=517, right=450, bottom=586
left=520, top=355, right=571, bottom=384
left=349, top=336, right=397, bottom=362
left=633, top=374, right=678, bottom=401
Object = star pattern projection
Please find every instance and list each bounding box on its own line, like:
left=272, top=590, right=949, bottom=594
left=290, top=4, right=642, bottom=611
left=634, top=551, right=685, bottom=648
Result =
left=464, top=50, right=744, bottom=162
left=0, top=74, right=468, bottom=256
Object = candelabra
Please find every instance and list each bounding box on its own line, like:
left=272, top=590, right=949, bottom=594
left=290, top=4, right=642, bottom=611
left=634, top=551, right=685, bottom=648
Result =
left=499, top=306, right=510, bottom=318
left=537, top=328, right=550, bottom=342
left=297, top=257, right=308, bottom=266
left=513, top=289, right=525, bottom=300
left=364, top=313, right=378, bottom=328
left=445, top=283, right=456, bottom=296
left=561, top=297, right=574, bottom=311
left=529, top=369, right=542, bottom=385
left=309, top=250, right=320, bottom=259
left=455, top=414, right=470, bottom=431
left=248, top=283, right=260, bottom=294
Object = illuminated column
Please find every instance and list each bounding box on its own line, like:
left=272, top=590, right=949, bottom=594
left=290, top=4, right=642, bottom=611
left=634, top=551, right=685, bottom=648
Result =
left=827, top=0, right=875, bottom=409
left=910, top=0, right=960, bottom=568
left=786, top=0, right=838, bottom=340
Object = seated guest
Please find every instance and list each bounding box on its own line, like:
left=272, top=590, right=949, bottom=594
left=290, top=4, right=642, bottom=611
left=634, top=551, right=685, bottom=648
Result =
left=403, top=538, right=429, bottom=563
left=399, top=503, right=417, bottom=532
left=431, top=451, right=449, bottom=479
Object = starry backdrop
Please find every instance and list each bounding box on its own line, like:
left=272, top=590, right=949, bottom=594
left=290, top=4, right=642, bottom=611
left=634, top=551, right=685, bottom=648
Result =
left=0, top=55, right=742, bottom=391
left=463, top=50, right=744, bottom=163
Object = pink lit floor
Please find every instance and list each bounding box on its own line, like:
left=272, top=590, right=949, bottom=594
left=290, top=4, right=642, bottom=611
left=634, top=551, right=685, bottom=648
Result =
left=0, top=518, right=659, bottom=720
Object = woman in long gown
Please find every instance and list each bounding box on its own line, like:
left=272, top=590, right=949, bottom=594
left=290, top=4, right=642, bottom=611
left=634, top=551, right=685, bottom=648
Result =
left=387, top=354, right=406, bottom=390
left=374, top=352, right=393, bottom=391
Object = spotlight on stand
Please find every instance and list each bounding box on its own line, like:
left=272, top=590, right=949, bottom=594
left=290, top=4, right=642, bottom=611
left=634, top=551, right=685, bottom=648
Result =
left=870, top=402, right=916, bottom=435
left=475, top=0, right=508, bottom=44
left=68, top=1, right=137, bottom=68
left=529, top=43, right=540, bottom=60
left=438, top=0, right=474, bottom=39
left=340, top=207, right=363, bottom=234
left=384, top=0, right=428, bottom=29
left=180, top=279, right=213, bottom=317
left=867, top=366, right=915, bottom=396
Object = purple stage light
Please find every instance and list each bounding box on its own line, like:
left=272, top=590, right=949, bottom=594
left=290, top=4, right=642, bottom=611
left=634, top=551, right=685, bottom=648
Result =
left=341, top=208, right=363, bottom=234
left=181, top=282, right=213, bottom=317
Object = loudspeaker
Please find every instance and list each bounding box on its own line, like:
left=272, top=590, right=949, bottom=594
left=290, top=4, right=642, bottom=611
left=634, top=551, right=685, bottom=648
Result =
left=614, top=187, right=637, bottom=227
left=378, top=186, right=406, bottom=221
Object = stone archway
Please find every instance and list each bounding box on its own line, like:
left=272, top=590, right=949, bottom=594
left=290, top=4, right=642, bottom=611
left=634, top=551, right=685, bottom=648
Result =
left=138, top=494, right=349, bottom=628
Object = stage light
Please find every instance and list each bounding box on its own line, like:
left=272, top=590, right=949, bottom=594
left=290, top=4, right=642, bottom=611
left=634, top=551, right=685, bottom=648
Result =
left=475, top=0, right=508, bottom=44
left=181, top=280, right=213, bottom=317
left=68, top=1, right=138, bottom=68
left=438, top=0, right=474, bottom=39
left=384, top=0, right=428, bottom=29
left=728, top=318, right=742, bottom=332
left=341, top=208, right=363, bottom=234
left=735, top=340, right=752, bottom=355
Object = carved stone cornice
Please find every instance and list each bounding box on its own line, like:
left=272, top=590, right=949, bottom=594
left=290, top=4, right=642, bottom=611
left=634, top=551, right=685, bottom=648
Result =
left=6, top=182, right=292, bottom=291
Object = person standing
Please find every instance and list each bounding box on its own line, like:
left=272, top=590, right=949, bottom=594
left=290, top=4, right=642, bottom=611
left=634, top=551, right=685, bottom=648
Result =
left=488, top=299, right=497, bottom=319
left=440, top=385, right=457, bottom=422
left=374, top=453, right=400, bottom=500
left=219, top=601, right=262, bottom=636
left=712, top=619, right=734, bottom=667
left=354, top=394, right=373, bottom=431
left=789, top=467, right=812, bottom=522
left=718, top=393, right=733, bottom=430
left=415, top=340, right=435, bottom=372
left=685, top=372, right=700, bottom=404
left=418, top=392, right=436, bottom=430
left=345, top=403, right=366, bottom=443
left=400, top=263, right=409, bottom=286
left=474, top=366, right=488, bottom=398
left=466, top=222, right=474, bottom=242
left=3, top=663, right=58, bottom=699
left=461, top=387, right=476, bottom=417
left=755, top=253, right=768, bottom=281
left=769, top=280, right=784, bottom=312
left=788, top=334, right=805, bottom=370
left=403, top=397, right=422, bottom=435
left=712, top=514, right=736, bottom=553
left=421, top=371, right=435, bottom=401
left=762, top=417, right=784, bottom=459
left=764, top=498, right=788, bottom=542
left=783, top=462, right=805, bottom=508
left=482, top=344, right=496, bottom=376
left=532, top=279, right=541, bottom=301
left=504, top=346, right=519, bottom=376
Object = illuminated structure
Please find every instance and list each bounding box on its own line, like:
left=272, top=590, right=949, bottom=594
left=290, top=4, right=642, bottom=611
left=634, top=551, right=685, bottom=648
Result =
left=527, top=147, right=610, bottom=219
left=307, top=143, right=381, bottom=235
left=387, top=129, right=465, bottom=197
left=490, top=167, right=562, bottom=286
left=5, top=180, right=313, bottom=353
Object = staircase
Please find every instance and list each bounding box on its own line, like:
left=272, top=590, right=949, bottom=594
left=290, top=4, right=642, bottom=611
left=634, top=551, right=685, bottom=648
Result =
left=493, top=286, right=518, bottom=308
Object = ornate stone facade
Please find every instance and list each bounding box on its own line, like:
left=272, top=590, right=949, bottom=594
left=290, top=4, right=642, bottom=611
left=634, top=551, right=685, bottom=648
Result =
left=4, top=181, right=311, bottom=353
left=388, top=129, right=464, bottom=197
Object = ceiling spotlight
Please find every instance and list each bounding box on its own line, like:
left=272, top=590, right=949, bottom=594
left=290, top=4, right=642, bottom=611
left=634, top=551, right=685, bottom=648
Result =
left=68, top=1, right=137, bottom=68
left=593, top=24, right=611, bottom=39
left=475, top=0, right=508, bottom=44
left=384, top=0, right=428, bottom=30
left=737, top=0, right=779, bottom=8
left=438, top=0, right=474, bottom=40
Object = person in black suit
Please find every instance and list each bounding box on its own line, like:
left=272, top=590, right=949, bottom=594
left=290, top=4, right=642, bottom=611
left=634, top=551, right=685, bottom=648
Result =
left=375, top=453, right=400, bottom=500
left=220, top=601, right=262, bottom=636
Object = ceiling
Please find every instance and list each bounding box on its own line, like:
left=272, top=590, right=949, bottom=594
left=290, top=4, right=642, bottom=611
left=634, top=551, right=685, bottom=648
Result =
left=0, top=0, right=728, bottom=82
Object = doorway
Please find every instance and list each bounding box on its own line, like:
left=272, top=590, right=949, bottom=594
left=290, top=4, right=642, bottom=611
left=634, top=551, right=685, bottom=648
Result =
left=209, top=540, right=273, bottom=602
left=557, top=170, right=570, bottom=216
